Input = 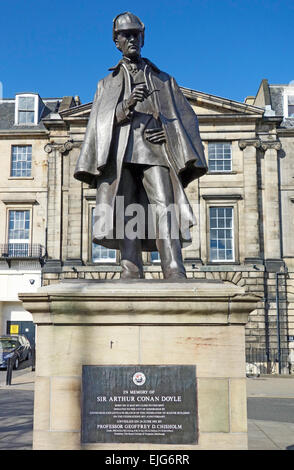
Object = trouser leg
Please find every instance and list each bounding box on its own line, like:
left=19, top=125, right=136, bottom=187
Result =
left=142, top=165, right=186, bottom=279
left=118, top=165, right=144, bottom=279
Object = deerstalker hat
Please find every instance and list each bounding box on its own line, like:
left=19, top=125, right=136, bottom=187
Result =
left=113, top=12, right=145, bottom=45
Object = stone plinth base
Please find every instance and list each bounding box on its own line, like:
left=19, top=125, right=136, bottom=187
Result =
left=19, top=279, right=259, bottom=450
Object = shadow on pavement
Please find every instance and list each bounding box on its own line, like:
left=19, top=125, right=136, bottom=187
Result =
left=0, top=388, right=33, bottom=449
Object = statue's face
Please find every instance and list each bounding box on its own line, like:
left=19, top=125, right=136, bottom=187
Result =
left=115, top=29, right=143, bottom=59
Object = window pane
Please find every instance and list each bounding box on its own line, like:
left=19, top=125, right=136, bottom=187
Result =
left=218, top=240, right=226, bottom=250
left=226, top=239, right=232, bottom=249
left=288, top=105, right=294, bottom=117
left=225, top=229, right=232, bottom=238
left=218, top=250, right=225, bottom=260
left=210, top=248, right=217, bottom=260
left=218, top=218, right=224, bottom=228
left=18, top=111, right=35, bottom=124
left=151, top=251, right=161, bottom=262
left=218, top=208, right=225, bottom=217
left=18, top=96, right=35, bottom=110
left=209, top=207, right=234, bottom=261
left=210, top=229, right=218, bottom=239
left=210, top=208, right=217, bottom=217
left=210, top=218, right=217, bottom=228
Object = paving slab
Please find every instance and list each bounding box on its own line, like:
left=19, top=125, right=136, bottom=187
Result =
left=248, top=419, right=294, bottom=450
left=247, top=376, right=294, bottom=399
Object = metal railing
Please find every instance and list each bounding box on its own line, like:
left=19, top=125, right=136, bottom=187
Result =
left=246, top=348, right=291, bottom=375
left=0, top=243, right=45, bottom=259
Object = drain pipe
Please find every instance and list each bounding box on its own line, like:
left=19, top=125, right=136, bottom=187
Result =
left=275, top=272, right=282, bottom=374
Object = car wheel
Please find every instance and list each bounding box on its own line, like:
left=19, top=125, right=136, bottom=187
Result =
left=13, top=357, right=19, bottom=370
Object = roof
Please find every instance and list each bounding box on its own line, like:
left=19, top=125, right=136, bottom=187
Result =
left=0, top=96, right=79, bottom=131
left=254, top=79, right=294, bottom=129
left=0, top=99, right=60, bottom=131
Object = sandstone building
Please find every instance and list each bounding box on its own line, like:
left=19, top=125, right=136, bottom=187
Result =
left=0, top=81, right=293, bottom=373
left=0, top=93, right=79, bottom=346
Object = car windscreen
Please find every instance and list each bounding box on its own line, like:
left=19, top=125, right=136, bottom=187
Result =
left=0, top=339, right=18, bottom=349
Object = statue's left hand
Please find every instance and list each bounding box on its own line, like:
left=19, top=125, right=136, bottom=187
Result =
left=145, top=128, right=166, bottom=144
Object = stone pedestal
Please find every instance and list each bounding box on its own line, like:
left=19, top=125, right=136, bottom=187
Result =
left=19, top=280, right=259, bottom=450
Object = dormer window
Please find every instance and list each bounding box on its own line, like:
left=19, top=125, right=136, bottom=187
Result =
left=288, top=95, right=294, bottom=117
left=283, top=87, right=294, bottom=118
left=15, top=93, right=40, bottom=125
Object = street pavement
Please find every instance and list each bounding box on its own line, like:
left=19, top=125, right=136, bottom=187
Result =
left=247, top=376, right=294, bottom=450
left=0, top=368, right=294, bottom=450
left=0, top=366, right=34, bottom=450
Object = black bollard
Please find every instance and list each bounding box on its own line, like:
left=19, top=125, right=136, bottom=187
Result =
left=31, top=346, right=35, bottom=372
left=6, top=355, right=14, bottom=386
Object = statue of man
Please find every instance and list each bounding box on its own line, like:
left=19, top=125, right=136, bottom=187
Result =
left=74, top=12, right=207, bottom=280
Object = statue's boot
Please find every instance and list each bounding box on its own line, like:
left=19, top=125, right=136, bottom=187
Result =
left=164, top=271, right=187, bottom=280
left=120, top=259, right=144, bottom=279
left=119, top=237, right=144, bottom=279
left=157, top=237, right=187, bottom=280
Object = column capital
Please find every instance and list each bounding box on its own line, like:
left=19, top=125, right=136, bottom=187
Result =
left=44, top=140, right=74, bottom=154
left=238, top=139, right=261, bottom=150
left=260, top=140, right=282, bottom=152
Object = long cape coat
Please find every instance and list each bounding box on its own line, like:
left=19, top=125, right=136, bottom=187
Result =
left=74, top=59, right=207, bottom=251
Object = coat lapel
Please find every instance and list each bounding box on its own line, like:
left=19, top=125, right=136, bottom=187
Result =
left=96, top=70, right=124, bottom=169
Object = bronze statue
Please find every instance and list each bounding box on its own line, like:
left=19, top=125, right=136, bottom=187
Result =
left=74, top=12, right=207, bottom=280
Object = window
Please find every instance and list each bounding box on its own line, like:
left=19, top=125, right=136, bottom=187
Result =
left=91, top=208, right=116, bottom=262
left=209, top=207, right=234, bottom=261
left=208, top=142, right=232, bottom=172
left=14, top=94, right=40, bottom=125
left=150, top=251, right=160, bottom=263
left=17, top=96, right=35, bottom=124
left=92, top=244, right=116, bottom=263
left=287, top=95, right=294, bottom=117
left=11, top=145, right=32, bottom=177
left=283, top=89, right=294, bottom=118
left=8, top=210, right=30, bottom=257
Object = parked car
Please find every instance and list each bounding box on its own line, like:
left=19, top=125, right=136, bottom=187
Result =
left=0, top=335, right=32, bottom=370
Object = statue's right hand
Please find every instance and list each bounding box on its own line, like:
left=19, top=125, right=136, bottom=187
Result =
left=126, top=84, right=149, bottom=110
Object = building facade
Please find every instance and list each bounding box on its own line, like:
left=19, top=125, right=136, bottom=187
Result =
left=251, top=79, right=294, bottom=372
left=1, top=81, right=293, bottom=373
left=0, top=93, right=79, bottom=345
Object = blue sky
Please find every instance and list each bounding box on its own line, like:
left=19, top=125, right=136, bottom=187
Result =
left=0, top=0, right=293, bottom=104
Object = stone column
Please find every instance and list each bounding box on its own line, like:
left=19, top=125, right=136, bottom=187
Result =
left=239, top=139, right=261, bottom=263
left=62, top=143, right=84, bottom=266
left=44, top=141, right=73, bottom=269
left=184, top=179, right=202, bottom=264
left=261, top=141, right=282, bottom=262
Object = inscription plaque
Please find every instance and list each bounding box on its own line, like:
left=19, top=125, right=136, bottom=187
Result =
left=81, top=365, right=197, bottom=444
